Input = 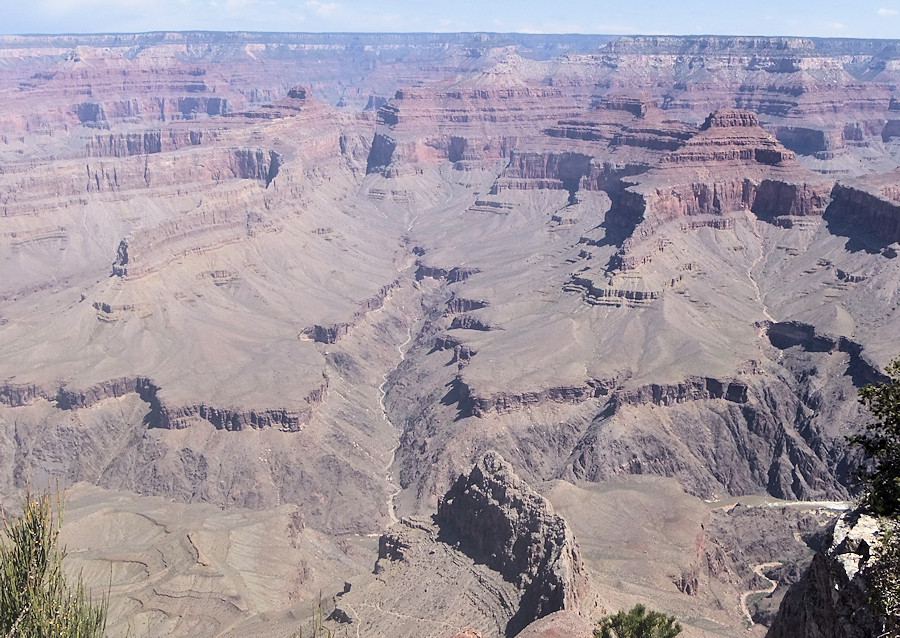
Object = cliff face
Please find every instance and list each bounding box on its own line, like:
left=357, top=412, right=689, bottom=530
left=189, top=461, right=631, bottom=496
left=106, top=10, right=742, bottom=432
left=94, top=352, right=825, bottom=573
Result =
left=436, top=452, right=587, bottom=636
left=0, top=375, right=328, bottom=432
left=625, top=109, right=832, bottom=223
left=365, top=89, right=575, bottom=176
left=326, top=452, right=588, bottom=637
left=767, top=510, right=887, bottom=638
left=826, top=180, right=900, bottom=248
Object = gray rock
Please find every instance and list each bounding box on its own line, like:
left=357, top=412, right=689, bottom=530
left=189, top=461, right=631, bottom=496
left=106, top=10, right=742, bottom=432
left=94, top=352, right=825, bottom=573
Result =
left=437, top=451, right=587, bottom=636
left=767, top=509, right=887, bottom=637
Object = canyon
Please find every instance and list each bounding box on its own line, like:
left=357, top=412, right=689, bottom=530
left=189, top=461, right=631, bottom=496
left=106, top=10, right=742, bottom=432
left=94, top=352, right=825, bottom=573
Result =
left=1, top=31, right=899, bottom=636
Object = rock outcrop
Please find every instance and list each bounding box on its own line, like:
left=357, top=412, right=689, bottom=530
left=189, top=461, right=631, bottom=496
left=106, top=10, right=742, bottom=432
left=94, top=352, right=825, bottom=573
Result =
left=767, top=322, right=889, bottom=387
left=436, top=452, right=587, bottom=636
left=111, top=204, right=279, bottom=279
left=450, top=374, right=747, bottom=419
left=301, top=280, right=400, bottom=344
left=449, top=314, right=492, bottom=331
left=0, top=374, right=326, bottom=432
left=416, top=263, right=482, bottom=283
left=628, top=109, right=830, bottom=220
left=767, top=509, right=887, bottom=637
left=87, top=129, right=208, bottom=157
left=364, top=83, right=582, bottom=176
left=826, top=178, right=900, bottom=248
left=612, top=376, right=749, bottom=408
left=604, top=109, right=833, bottom=273
left=334, top=452, right=588, bottom=637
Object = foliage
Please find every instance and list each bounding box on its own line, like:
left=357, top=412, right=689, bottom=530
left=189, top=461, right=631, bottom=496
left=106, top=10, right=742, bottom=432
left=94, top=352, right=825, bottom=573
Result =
left=866, top=523, right=900, bottom=636
left=849, top=358, right=900, bottom=517
left=850, top=357, right=900, bottom=634
left=594, top=603, right=682, bottom=638
left=0, top=491, right=107, bottom=637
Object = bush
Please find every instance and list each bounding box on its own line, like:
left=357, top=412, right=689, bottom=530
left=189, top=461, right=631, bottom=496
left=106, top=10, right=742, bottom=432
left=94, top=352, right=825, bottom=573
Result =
left=0, top=491, right=107, bottom=637
left=594, top=603, right=682, bottom=638
left=851, top=357, right=900, bottom=632
left=849, top=358, right=900, bottom=517
left=865, top=522, right=900, bottom=634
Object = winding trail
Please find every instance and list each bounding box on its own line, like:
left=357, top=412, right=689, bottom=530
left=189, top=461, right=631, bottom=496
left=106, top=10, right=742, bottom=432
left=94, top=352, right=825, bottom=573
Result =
left=360, top=599, right=458, bottom=632
left=745, top=211, right=776, bottom=326
left=379, top=322, right=413, bottom=526
left=741, top=561, right=782, bottom=628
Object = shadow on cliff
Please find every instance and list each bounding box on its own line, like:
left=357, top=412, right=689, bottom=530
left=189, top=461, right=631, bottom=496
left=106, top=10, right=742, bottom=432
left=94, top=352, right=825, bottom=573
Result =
left=440, top=377, right=474, bottom=420
left=599, top=205, right=644, bottom=247
left=433, top=515, right=544, bottom=637
left=598, top=203, right=645, bottom=272
left=822, top=190, right=900, bottom=256
left=767, top=321, right=891, bottom=388
left=823, top=211, right=895, bottom=255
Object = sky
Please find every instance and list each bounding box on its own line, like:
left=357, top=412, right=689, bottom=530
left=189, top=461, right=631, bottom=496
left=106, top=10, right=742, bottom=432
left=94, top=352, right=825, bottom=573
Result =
left=1, top=0, right=899, bottom=39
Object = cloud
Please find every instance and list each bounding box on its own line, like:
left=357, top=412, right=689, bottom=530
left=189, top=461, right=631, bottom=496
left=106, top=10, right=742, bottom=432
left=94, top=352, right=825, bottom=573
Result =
left=878, top=7, right=899, bottom=15
left=36, top=0, right=159, bottom=11
left=830, top=22, right=847, bottom=30
left=305, top=0, right=338, bottom=17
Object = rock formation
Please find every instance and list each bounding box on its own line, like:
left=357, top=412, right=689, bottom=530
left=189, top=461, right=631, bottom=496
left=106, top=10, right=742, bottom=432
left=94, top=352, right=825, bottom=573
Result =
left=0, top=374, right=328, bottom=432
left=767, top=509, right=888, bottom=637
left=826, top=174, right=900, bottom=248
left=437, top=452, right=587, bottom=636
left=606, top=109, right=833, bottom=273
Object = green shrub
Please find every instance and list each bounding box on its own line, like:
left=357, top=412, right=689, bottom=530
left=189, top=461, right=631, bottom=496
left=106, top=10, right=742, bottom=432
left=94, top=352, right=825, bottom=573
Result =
left=865, top=522, right=900, bottom=634
left=594, top=603, right=682, bottom=638
left=0, top=491, right=107, bottom=637
left=850, top=357, right=900, bottom=632
left=849, top=358, right=900, bottom=517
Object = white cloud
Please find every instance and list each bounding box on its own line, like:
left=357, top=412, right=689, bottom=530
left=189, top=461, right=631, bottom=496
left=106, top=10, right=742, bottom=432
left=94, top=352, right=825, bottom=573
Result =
left=878, top=7, right=899, bottom=15
left=37, top=0, right=158, bottom=11
left=223, top=0, right=259, bottom=15
left=305, top=0, right=338, bottom=17
left=830, top=22, right=847, bottom=30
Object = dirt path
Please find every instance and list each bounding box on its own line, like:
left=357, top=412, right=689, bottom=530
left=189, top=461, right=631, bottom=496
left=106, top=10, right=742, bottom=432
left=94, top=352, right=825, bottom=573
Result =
left=741, top=561, right=782, bottom=627
left=379, top=322, right=413, bottom=526
left=744, top=211, right=776, bottom=325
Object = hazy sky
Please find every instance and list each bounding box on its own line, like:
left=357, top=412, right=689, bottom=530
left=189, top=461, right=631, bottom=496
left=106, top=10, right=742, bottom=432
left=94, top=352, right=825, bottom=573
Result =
left=2, top=0, right=899, bottom=38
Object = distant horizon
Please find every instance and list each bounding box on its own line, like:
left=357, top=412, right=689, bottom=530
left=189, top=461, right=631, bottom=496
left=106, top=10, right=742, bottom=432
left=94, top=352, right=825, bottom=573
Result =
left=3, top=30, right=900, bottom=42
left=2, top=0, right=898, bottom=40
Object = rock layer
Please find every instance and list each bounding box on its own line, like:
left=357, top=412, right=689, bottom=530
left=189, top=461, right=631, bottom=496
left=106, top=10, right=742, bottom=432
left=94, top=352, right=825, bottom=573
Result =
left=0, top=375, right=326, bottom=432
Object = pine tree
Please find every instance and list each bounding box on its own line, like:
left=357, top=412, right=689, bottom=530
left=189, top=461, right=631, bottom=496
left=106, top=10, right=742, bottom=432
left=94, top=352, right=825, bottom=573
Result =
left=594, top=603, right=682, bottom=638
